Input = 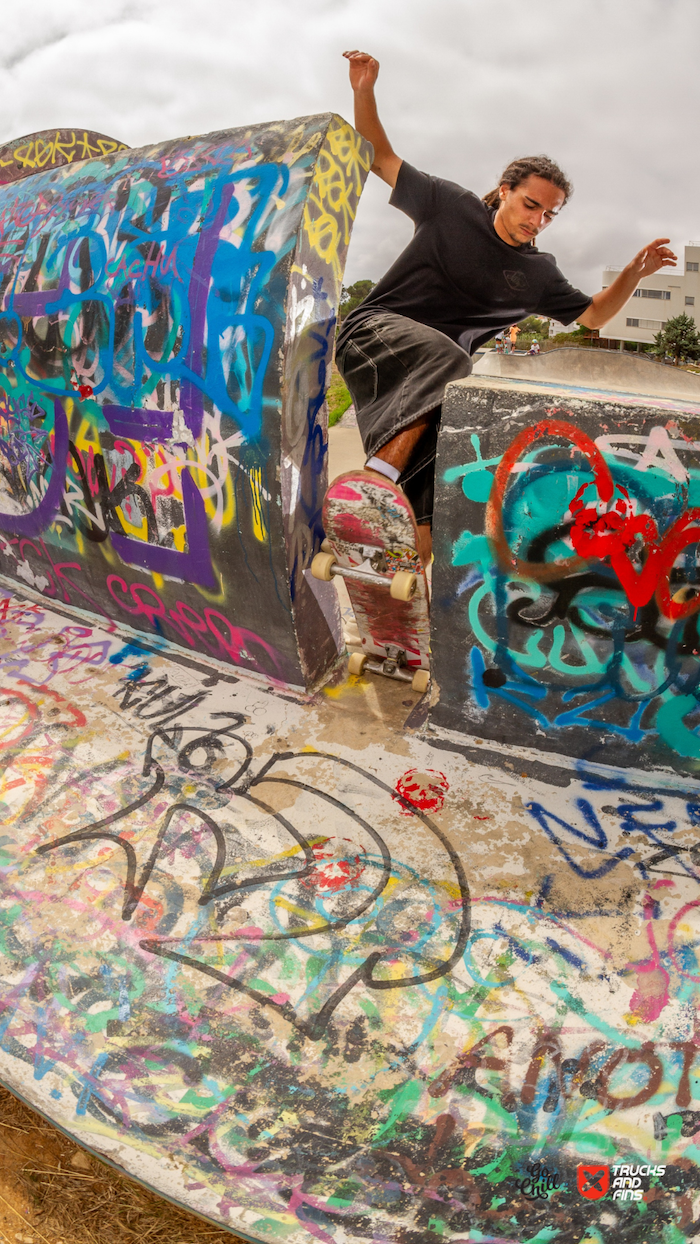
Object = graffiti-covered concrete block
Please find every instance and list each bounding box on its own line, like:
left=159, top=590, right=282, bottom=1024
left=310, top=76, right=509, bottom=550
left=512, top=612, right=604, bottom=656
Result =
left=431, top=373, right=700, bottom=773
left=0, top=115, right=371, bottom=688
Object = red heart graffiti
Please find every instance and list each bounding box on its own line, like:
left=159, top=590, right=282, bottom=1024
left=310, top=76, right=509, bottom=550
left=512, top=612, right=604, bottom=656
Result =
left=569, top=486, right=664, bottom=607
left=486, top=417, right=700, bottom=620
left=570, top=483, right=700, bottom=617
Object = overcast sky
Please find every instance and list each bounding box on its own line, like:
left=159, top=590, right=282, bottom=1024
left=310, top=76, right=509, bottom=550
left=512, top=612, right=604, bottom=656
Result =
left=1, top=0, right=698, bottom=296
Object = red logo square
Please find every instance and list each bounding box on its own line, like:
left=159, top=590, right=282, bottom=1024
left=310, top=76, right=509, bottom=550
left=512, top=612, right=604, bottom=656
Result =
left=577, top=1164, right=610, bottom=1199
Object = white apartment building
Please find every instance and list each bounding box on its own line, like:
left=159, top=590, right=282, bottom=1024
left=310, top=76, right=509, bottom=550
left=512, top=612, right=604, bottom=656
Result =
left=601, top=243, right=700, bottom=346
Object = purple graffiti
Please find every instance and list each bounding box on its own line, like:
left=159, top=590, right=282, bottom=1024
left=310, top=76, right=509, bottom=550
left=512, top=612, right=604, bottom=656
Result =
left=0, top=400, right=68, bottom=536
left=110, top=467, right=216, bottom=588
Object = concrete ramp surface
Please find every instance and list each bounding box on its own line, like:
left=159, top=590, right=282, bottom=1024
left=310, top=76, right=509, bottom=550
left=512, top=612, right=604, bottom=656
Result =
left=3, top=584, right=700, bottom=1244
left=474, top=345, right=700, bottom=400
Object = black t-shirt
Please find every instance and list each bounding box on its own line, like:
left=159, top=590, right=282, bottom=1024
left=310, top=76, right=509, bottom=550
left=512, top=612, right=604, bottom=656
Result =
left=341, top=161, right=591, bottom=354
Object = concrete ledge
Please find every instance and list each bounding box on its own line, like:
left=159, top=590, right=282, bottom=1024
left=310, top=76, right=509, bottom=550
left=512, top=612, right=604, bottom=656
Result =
left=473, top=344, right=700, bottom=400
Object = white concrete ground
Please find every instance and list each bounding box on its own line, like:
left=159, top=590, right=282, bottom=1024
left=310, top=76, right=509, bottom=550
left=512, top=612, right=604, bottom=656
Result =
left=0, top=583, right=697, bottom=1243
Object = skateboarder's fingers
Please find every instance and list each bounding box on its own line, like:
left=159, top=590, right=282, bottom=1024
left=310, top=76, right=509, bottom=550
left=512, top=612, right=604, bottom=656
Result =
left=343, top=50, right=376, bottom=60
left=651, top=248, right=678, bottom=266
left=637, top=238, right=673, bottom=254
left=633, top=240, right=677, bottom=271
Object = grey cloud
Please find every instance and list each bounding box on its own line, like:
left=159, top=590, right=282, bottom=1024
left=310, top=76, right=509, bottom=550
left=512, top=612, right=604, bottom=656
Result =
left=0, top=1, right=143, bottom=70
left=0, top=0, right=697, bottom=295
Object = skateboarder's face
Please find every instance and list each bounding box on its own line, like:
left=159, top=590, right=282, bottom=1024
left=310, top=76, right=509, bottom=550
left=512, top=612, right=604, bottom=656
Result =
left=496, top=175, right=566, bottom=247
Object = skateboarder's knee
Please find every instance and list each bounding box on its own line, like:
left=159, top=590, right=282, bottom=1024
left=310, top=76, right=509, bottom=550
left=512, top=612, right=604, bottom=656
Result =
left=371, top=408, right=439, bottom=473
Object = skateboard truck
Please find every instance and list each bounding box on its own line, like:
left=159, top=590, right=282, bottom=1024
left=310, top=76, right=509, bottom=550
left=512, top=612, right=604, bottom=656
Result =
left=312, top=542, right=430, bottom=694
left=347, top=647, right=430, bottom=694
left=311, top=549, right=417, bottom=602
left=315, top=473, right=431, bottom=696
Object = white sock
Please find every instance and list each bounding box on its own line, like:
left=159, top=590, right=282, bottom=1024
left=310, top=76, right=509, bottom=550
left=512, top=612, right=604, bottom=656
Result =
left=365, top=456, right=401, bottom=484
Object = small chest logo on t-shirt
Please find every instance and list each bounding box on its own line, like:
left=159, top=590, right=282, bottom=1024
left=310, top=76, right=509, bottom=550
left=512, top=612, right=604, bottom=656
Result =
left=503, top=269, right=528, bottom=292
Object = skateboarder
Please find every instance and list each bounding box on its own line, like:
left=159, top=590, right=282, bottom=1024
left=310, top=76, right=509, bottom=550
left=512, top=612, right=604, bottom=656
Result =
left=337, top=49, right=677, bottom=564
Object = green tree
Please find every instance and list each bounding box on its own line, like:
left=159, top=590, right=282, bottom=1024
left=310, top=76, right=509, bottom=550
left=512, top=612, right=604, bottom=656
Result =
left=517, top=315, right=549, bottom=338
left=338, top=279, right=376, bottom=322
left=652, top=313, right=700, bottom=363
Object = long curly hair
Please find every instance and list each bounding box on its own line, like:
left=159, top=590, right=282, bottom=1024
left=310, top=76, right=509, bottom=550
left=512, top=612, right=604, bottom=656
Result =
left=483, top=155, right=572, bottom=210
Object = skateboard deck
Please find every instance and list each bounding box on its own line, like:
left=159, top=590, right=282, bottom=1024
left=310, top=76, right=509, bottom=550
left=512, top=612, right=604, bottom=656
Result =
left=321, top=470, right=430, bottom=674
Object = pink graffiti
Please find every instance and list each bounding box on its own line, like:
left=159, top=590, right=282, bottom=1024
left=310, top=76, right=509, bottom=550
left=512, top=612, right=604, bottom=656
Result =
left=627, top=893, right=670, bottom=1023
left=106, top=574, right=283, bottom=677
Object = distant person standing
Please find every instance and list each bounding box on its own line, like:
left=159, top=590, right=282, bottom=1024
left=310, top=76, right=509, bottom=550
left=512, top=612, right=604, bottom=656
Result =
left=509, top=324, right=521, bottom=351
left=336, top=49, right=677, bottom=563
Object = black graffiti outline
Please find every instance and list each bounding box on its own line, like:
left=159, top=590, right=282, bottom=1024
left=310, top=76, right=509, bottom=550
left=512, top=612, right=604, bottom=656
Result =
left=115, top=667, right=210, bottom=726
left=34, top=736, right=471, bottom=1040
left=505, top=518, right=700, bottom=703
left=140, top=750, right=472, bottom=1040
left=65, top=446, right=159, bottom=546
left=34, top=713, right=254, bottom=919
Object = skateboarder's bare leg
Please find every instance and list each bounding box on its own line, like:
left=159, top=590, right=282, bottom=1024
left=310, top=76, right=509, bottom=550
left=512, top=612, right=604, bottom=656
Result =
left=412, top=524, right=432, bottom=566
left=371, top=412, right=434, bottom=473
left=365, top=411, right=435, bottom=565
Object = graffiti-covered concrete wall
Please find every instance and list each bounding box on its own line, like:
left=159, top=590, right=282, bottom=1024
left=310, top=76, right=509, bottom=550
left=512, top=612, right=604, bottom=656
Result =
left=0, top=114, right=371, bottom=688
left=431, top=375, right=700, bottom=773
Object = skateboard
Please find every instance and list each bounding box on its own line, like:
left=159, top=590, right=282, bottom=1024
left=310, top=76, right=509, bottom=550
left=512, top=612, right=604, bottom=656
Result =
left=312, top=470, right=431, bottom=693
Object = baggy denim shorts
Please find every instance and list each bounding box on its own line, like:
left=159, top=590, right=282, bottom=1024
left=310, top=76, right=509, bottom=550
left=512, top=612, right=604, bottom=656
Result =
left=336, top=310, right=472, bottom=524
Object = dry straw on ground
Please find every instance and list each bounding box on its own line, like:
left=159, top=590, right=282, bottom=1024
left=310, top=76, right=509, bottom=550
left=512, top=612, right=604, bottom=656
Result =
left=0, top=1084, right=245, bottom=1244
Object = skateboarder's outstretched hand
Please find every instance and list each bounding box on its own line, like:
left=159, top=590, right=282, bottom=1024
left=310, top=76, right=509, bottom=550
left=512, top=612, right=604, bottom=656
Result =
left=343, top=50, right=380, bottom=93
left=629, top=238, right=677, bottom=279
left=341, top=50, right=401, bottom=187
left=580, top=236, right=678, bottom=329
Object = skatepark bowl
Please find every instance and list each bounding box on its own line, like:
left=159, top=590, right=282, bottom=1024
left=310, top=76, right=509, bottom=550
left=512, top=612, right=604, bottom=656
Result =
left=2, top=122, right=700, bottom=1244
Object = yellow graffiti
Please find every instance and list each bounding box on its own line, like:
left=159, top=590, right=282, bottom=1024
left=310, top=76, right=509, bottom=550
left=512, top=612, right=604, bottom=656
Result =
left=327, top=122, right=373, bottom=198
left=172, top=524, right=187, bottom=553
left=74, top=417, right=101, bottom=460
left=302, top=121, right=371, bottom=286
left=0, top=131, right=128, bottom=174
left=250, top=466, right=267, bottom=543
left=116, top=505, right=148, bottom=542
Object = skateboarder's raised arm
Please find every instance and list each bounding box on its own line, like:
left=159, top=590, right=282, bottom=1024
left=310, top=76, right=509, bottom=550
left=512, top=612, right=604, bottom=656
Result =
left=343, top=51, right=403, bottom=188
left=578, top=238, right=677, bottom=329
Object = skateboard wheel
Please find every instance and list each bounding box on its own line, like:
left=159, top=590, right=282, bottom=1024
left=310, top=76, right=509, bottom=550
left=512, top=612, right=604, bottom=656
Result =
left=320, top=538, right=333, bottom=552
left=411, top=669, right=430, bottom=694
left=348, top=652, right=368, bottom=676
left=390, top=570, right=417, bottom=601
left=311, top=552, right=336, bottom=581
